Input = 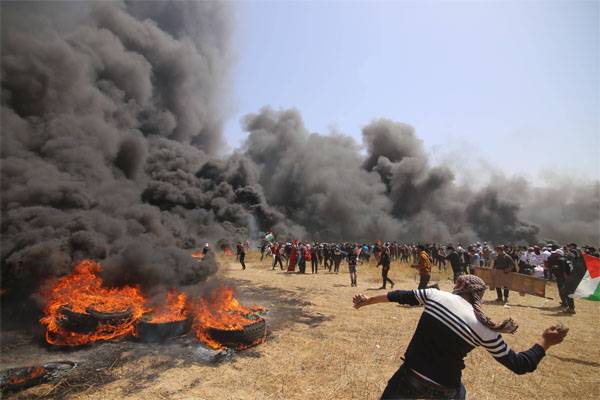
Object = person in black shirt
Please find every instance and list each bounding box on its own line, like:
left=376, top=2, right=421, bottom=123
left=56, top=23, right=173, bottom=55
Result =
left=445, top=246, right=462, bottom=283
left=347, top=245, right=360, bottom=287
left=377, top=245, right=395, bottom=289
left=332, top=246, right=343, bottom=273
left=236, top=242, right=246, bottom=270
left=353, top=275, right=568, bottom=399
left=547, top=245, right=574, bottom=313
left=311, top=243, right=319, bottom=274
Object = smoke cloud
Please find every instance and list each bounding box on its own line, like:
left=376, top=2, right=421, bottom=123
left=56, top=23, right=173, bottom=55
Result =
left=1, top=1, right=598, bottom=304
left=1, top=1, right=234, bottom=298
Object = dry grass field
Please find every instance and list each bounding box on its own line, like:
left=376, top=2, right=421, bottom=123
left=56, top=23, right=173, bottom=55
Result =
left=5, top=251, right=600, bottom=399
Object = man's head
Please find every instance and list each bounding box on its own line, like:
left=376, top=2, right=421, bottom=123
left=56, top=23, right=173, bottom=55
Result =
left=453, top=275, right=487, bottom=302
left=496, top=245, right=505, bottom=254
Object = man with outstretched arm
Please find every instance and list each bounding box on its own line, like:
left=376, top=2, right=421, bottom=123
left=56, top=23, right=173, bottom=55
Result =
left=353, top=275, right=568, bottom=399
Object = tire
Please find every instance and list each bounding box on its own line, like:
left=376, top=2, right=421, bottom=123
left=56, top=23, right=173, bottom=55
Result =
left=136, top=315, right=191, bottom=343
left=58, top=306, right=98, bottom=333
left=206, top=318, right=266, bottom=347
left=85, top=306, right=133, bottom=322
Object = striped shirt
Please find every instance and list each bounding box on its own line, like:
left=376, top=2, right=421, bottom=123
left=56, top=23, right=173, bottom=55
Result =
left=388, top=289, right=546, bottom=389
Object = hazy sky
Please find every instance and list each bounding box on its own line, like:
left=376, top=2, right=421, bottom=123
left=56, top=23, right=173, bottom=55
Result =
left=224, top=1, right=599, bottom=182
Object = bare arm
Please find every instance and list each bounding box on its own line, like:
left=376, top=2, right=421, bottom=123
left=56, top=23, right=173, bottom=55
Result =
left=353, top=294, right=389, bottom=309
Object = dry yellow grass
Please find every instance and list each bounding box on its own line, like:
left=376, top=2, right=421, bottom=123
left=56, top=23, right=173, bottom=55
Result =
left=9, top=252, right=600, bottom=399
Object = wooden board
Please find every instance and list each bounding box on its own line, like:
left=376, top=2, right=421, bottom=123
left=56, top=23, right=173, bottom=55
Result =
left=473, top=267, right=546, bottom=298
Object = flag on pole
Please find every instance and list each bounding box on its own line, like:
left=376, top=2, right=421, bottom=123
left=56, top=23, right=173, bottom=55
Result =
left=265, top=231, right=275, bottom=243
left=570, top=253, right=600, bottom=301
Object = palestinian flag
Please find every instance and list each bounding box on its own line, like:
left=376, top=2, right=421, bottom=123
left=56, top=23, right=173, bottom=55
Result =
left=570, top=253, right=600, bottom=301
left=265, top=232, right=275, bottom=243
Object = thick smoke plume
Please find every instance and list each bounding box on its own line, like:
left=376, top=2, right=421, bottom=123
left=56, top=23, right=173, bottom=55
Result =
left=1, top=2, right=598, bottom=304
left=1, top=1, right=234, bottom=298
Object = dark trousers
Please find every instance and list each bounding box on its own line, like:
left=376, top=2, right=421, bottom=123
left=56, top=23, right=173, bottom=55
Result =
left=334, top=259, right=341, bottom=273
left=272, top=256, right=284, bottom=270
left=495, top=287, right=509, bottom=300
left=382, top=266, right=394, bottom=288
left=451, top=268, right=462, bottom=283
left=552, top=269, right=574, bottom=310
left=239, top=253, right=246, bottom=270
left=381, top=365, right=466, bottom=400
left=298, top=259, right=306, bottom=273
left=311, top=258, right=319, bottom=273
left=325, top=257, right=333, bottom=271
left=349, top=265, right=357, bottom=286
left=418, top=274, right=431, bottom=289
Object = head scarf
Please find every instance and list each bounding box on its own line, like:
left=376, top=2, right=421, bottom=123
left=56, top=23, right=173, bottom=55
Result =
left=452, top=275, right=518, bottom=334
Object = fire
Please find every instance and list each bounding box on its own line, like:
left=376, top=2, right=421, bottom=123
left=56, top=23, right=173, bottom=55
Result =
left=40, top=260, right=146, bottom=346
left=223, top=247, right=233, bottom=256
left=192, top=287, right=265, bottom=349
left=191, top=251, right=204, bottom=259
left=145, top=291, right=188, bottom=323
left=40, top=260, right=265, bottom=349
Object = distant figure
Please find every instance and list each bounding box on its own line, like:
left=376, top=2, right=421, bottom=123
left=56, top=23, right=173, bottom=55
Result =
left=411, top=245, right=438, bottom=290
left=311, top=243, right=319, bottom=274
left=491, top=245, right=515, bottom=303
left=445, top=245, right=462, bottom=283
left=377, top=246, right=395, bottom=289
left=332, top=246, right=343, bottom=273
left=298, top=242, right=307, bottom=274
left=236, top=242, right=246, bottom=270
left=347, top=245, right=360, bottom=287
left=353, top=275, right=568, bottom=399
left=272, top=242, right=284, bottom=270
left=202, top=243, right=210, bottom=256
left=287, top=240, right=298, bottom=272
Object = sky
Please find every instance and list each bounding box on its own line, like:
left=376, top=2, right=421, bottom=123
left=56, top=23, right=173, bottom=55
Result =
left=224, top=1, right=599, bottom=183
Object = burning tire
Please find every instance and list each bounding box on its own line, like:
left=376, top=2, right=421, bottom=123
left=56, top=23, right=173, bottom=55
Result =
left=136, top=315, right=192, bottom=343
left=58, top=306, right=98, bottom=334
left=86, top=306, right=133, bottom=322
left=206, top=318, right=266, bottom=348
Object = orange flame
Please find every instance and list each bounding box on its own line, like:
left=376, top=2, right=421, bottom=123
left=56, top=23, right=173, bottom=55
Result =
left=223, top=247, right=233, bottom=256
left=191, top=251, right=204, bottom=259
left=145, top=291, right=188, bottom=323
left=192, top=287, right=265, bottom=349
left=40, top=260, right=265, bottom=349
left=40, top=260, right=146, bottom=346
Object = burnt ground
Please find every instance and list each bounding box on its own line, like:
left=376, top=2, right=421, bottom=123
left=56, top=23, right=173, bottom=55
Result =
left=0, top=275, right=331, bottom=399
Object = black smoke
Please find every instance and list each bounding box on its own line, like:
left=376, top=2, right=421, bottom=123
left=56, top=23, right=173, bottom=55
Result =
left=1, top=1, right=235, bottom=298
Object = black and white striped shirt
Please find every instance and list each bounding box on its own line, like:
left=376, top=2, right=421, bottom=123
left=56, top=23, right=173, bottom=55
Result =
left=388, top=289, right=546, bottom=389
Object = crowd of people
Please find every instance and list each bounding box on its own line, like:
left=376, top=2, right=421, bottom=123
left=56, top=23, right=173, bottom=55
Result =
left=227, top=239, right=598, bottom=315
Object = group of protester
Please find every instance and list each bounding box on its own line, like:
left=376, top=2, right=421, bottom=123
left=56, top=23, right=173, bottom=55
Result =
left=229, top=238, right=598, bottom=316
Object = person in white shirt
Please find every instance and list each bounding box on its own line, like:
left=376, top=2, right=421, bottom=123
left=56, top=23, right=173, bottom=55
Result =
left=528, top=246, right=546, bottom=279
left=541, top=247, right=552, bottom=279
